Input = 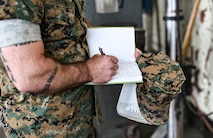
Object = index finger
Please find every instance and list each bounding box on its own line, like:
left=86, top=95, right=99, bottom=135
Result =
left=109, top=56, right=118, bottom=64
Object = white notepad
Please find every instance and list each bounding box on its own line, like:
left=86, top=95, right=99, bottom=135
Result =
left=86, top=27, right=142, bottom=85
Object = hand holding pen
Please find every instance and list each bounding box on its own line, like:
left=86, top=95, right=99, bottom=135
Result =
left=85, top=47, right=119, bottom=83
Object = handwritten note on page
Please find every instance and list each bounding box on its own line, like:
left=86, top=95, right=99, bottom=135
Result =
left=86, top=27, right=143, bottom=85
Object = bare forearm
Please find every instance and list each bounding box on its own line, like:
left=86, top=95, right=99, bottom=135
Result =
left=1, top=44, right=119, bottom=95
left=47, top=61, right=90, bottom=94
left=24, top=60, right=91, bottom=94
left=0, top=42, right=91, bottom=94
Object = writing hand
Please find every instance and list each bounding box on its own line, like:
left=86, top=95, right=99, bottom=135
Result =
left=86, top=54, right=119, bottom=84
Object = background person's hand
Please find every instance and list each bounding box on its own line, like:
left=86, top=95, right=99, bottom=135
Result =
left=86, top=54, right=119, bottom=84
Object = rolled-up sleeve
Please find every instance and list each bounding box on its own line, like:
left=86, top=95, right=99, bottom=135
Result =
left=0, top=19, right=42, bottom=47
left=0, top=0, right=44, bottom=47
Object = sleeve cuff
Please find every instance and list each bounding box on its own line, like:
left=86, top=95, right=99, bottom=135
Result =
left=0, top=19, right=42, bottom=48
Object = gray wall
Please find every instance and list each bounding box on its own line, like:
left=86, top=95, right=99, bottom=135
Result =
left=84, top=0, right=143, bottom=27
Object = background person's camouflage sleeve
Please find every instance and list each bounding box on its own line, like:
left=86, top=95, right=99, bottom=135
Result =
left=0, top=0, right=98, bottom=137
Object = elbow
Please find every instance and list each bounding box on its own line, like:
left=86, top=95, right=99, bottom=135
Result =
left=14, top=80, right=43, bottom=93
left=15, top=83, right=31, bottom=92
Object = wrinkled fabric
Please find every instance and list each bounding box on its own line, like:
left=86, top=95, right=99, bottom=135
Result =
left=136, top=52, right=186, bottom=125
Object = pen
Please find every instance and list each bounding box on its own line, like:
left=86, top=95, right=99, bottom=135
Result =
left=99, top=47, right=105, bottom=55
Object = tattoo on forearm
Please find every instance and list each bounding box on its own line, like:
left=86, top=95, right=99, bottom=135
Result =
left=0, top=49, right=16, bottom=82
left=0, top=49, right=7, bottom=62
left=5, top=65, right=16, bottom=81
left=42, top=63, right=58, bottom=92
left=14, top=41, right=37, bottom=46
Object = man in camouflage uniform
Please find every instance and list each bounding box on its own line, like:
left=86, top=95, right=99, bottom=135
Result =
left=0, top=0, right=120, bottom=137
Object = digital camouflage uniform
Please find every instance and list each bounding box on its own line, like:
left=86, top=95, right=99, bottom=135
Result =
left=136, top=52, right=186, bottom=125
left=0, top=0, right=99, bottom=137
